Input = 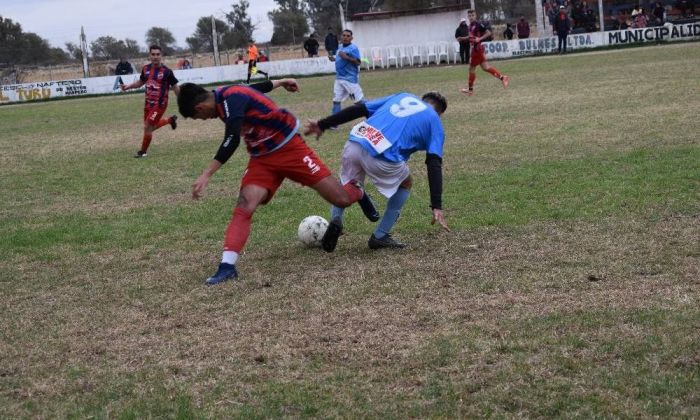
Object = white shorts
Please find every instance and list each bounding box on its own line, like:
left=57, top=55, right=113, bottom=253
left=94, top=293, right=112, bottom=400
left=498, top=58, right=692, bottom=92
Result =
left=338, top=141, right=409, bottom=198
left=333, top=79, right=364, bottom=103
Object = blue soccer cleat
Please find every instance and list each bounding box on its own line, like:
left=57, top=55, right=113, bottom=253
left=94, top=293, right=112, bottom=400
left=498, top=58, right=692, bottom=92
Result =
left=205, top=263, right=238, bottom=285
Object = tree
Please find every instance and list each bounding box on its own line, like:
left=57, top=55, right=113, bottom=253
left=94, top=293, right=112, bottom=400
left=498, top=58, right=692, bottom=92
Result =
left=145, top=27, right=176, bottom=54
left=225, top=0, right=256, bottom=49
left=187, top=16, right=233, bottom=53
left=124, top=39, right=141, bottom=56
left=305, top=0, right=342, bottom=35
left=90, top=36, right=139, bottom=60
left=65, top=42, right=83, bottom=61
left=0, top=16, right=25, bottom=65
left=268, top=0, right=309, bottom=45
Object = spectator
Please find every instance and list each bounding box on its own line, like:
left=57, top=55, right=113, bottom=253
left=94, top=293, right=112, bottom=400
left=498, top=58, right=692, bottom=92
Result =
left=584, top=9, right=597, bottom=31
left=182, top=59, right=192, bottom=69
left=503, top=23, right=514, bottom=40
left=325, top=27, right=338, bottom=59
left=634, top=7, right=648, bottom=27
left=553, top=5, right=571, bottom=53
left=548, top=3, right=558, bottom=29
left=652, top=2, right=665, bottom=24
left=676, top=0, right=695, bottom=17
left=516, top=16, right=531, bottom=38
left=115, top=57, right=133, bottom=75
left=258, top=51, right=269, bottom=62
left=454, top=18, right=470, bottom=64
left=304, top=33, right=320, bottom=57
left=235, top=53, right=246, bottom=65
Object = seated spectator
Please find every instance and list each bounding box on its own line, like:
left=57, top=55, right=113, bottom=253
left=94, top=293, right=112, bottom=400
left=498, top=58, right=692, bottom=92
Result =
left=182, top=59, right=192, bottom=69
left=115, top=57, right=133, bottom=75
left=503, top=23, right=514, bottom=40
left=517, top=16, right=531, bottom=38
left=633, top=6, right=648, bottom=27
left=258, top=51, right=269, bottom=62
left=235, top=53, right=246, bottom=65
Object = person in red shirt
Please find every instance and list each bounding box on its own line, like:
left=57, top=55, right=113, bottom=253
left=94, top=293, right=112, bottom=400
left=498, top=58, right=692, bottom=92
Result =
left=120, top=45, right=180, bottom=158
left=177, top=78, right=378, bottom=285
left=460, top=9, right=509, bottom=96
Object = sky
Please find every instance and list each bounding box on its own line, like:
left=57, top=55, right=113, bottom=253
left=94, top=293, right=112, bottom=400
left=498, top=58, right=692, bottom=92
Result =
left=1, top=0, right=278, bottom=50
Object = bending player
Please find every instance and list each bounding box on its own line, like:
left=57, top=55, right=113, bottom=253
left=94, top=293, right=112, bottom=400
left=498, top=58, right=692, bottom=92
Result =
left=177, top=79, right=377, bottom=285
left=305, top=91, right=451, bottom=252
left=460, top=9, right=509, bottom=96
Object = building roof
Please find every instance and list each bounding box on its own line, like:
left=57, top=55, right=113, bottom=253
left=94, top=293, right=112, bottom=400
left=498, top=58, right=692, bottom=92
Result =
left=349, top=4, right=469, bottom=21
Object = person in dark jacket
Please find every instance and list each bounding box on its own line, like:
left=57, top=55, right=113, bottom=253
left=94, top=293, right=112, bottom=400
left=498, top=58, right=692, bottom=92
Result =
left=553, top=6, right=571, bottom=53
left=516, top=16, right=530, bottom=38
left=115, top=57, right=133, bottom=75
left=303, top=34, right=320, bottom=57
left=503, top=23, right=514, bottom=40
left=324, top=27, right=338, bottom=59
left=455, top=18, right=470, bottom=64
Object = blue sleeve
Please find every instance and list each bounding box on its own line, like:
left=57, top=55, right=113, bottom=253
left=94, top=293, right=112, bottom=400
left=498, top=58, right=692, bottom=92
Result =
left=426, top=116, right=445, bottom=158
left=223, top=92, right=250, bottom=120
left=348, top=44, right=360, bottom=60
left=364, top=94, right=397, bottom=116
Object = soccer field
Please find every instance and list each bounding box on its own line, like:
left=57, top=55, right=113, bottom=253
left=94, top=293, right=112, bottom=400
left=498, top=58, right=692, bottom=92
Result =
left=1, top=43, right=698, bottom=417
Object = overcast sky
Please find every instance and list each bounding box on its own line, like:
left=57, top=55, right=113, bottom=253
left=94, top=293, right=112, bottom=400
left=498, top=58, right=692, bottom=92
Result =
left=2, top=0, right=277, bottom=50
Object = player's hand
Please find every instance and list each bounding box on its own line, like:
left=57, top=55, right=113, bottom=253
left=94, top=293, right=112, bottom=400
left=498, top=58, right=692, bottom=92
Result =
left=119, top=84, right=127, bottom=92
left=279, top=78, right=299, bottom=92
left=431, top=208, right=450, bottom=232
left=192, top=174, right=210, bottom=200
left=303, top=119, right=324, bottom=140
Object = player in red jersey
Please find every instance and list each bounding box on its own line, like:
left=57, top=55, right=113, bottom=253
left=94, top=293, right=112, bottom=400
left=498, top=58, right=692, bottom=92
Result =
left=177, top=78, right=378, bottom=285
left=460, top=9, right=509, bottom=96
left=120, top=45, right=180, bottom=158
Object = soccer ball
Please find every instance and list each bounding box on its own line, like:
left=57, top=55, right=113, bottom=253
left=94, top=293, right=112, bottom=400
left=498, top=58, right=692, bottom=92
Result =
left=297, top=215, right=328, bottom=247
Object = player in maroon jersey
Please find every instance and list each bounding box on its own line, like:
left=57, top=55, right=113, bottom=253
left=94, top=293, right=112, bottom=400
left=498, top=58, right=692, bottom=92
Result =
left=120, top=45, right=180, bottom=158
left=177, top=78, right=378, bottom=285
left=460, top=10, right=509, bottom=96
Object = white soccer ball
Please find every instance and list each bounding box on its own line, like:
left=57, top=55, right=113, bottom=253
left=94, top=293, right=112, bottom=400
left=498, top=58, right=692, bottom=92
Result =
left=297, top=215, right=328, bottom=247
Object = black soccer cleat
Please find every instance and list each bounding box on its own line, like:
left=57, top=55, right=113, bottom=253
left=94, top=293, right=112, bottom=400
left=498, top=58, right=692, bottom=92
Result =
left=368, top=233, right=406, bottom=250
left=169, top=115, right=178, bottom=130
left=358, top=191, right=380, bottom=222
left=321, top=218, right=343, bottom=253
left=134, top=150, right=147, bottom=158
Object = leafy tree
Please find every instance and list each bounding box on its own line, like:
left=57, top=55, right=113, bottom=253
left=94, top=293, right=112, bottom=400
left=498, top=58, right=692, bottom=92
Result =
left=145, top=27, right=176, bottom=54
left=305, top=0, right=342, bottom=35
left=187, top=16, right=233, bottom=52
left=90, top=36, right=140, bottom=60
left=65, top=42, right=84, bottom=61
left=124, top=38, right=141, bottom=56
left=0, top=16, right=25, bottom=64
left=269, top=0, right=309, bottom=45
left=225, top=0, right=256, bottom=49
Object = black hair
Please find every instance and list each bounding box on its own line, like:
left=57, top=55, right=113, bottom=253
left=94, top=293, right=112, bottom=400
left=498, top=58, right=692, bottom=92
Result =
left=342, top=29, right=353, bottom=35
left=149, top=45, right=161, bottom=52
left=178, top=83, right=210, bottom=118
left=422, top=92, right=447, bottom=114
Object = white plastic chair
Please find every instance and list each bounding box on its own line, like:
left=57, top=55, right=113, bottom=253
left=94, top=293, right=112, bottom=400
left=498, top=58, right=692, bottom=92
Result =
left=437, top=42, right=450, bottom=64
left=386, top=45, right=400, bottom=68
left=370, top=46, right=385, bottom=69
left=452, top=42, right=462, bottom=64
left=410, top=44, right=423, bottom=66
left=424, top=43, right=437, bottom=65
left=396, top=45, right=411, bottom=66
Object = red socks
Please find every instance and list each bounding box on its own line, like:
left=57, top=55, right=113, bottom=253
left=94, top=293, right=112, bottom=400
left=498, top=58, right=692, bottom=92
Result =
left=486, top=67, right=502, bottom=79
left=224, top=207, right=253, bottom=252
left=140, top=133, right=152, bottom=153
left=342, top=182, right=363, bottom=203
left=155, top=118, right=171, bottom=129
left=468, top=73, right=476, bottom=88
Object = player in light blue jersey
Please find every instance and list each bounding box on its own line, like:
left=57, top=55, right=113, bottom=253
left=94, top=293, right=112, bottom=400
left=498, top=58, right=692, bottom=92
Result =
left=305, top=92, right=450, bottom=252
left=330, top=29, right=364, bottom=122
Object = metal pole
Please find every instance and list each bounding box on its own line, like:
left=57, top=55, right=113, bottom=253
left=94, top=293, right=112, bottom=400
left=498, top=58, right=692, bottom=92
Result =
left=211, top=15, right=220, bottom=66
left=598, top=0, right=605, bottom=35
left=80, top=26, right=90, bottom=77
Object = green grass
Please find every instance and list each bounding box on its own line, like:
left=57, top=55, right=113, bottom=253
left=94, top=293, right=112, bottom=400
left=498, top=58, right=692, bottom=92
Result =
left=0, top=43, right=699, bottom=417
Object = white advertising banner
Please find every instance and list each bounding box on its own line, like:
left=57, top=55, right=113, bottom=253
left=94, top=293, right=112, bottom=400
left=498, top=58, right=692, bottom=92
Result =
left=482, top=22, right=700, bottom=59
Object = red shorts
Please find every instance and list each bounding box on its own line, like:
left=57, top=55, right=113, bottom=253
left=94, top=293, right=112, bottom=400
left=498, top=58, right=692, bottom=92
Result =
left=241, top=135, right=332, bottom=203
left=470, top=49, right=486, bottom=66
left=144, top=106, right=167, bottom=125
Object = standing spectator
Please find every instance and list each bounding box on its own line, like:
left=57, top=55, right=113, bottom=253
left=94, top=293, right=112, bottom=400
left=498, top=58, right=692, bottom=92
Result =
left=517, top=16, right=531, bottom=38
left=652, top=2, right=665, bottom=24
left=115, top=57, right=133, bottom=75
left=246, top=40, right=268, bottom=84
left=455, top=18, right=471, bottom=65
left=553, top=5, right=571, bottom=53
left=330, top=30, right=364, bottom=122
left=119, top=45, right=179, bottom=158
left=325, top=27, right=338, bottom=59
left=677, top=0, right=694, bottom=17
left=548, top=3, right=558, bottom=30
left=634, top=7, right=648, bottom=27
left=303, top=33, right=320, bottom=57
left=503, top=23, right=514, bottom=40
left=235, top=53, right=246, bottom=65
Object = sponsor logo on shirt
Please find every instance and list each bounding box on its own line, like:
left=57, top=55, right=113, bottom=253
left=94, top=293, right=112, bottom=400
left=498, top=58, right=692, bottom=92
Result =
left=350, top=121, right=391, bottom=154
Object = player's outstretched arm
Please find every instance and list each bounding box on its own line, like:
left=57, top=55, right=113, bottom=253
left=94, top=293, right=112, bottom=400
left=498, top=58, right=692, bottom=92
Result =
left=303, top=103, right=369, bottom=139
left=249, top=79, right=299, bottom=94
left=120, top=79, right=145, bottom=92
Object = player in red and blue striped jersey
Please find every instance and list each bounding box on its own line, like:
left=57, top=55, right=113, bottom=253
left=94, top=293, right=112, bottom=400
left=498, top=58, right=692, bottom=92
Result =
left=120, top=45, right=180, bottom=158
left=177, top=79, right=378, bottom=285
left=460, top=9, right=509, bottom=96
